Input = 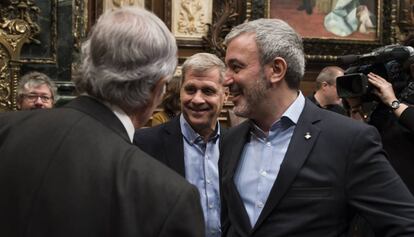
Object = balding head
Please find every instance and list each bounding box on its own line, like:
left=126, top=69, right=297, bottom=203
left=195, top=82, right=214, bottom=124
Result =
left=313, top=66, right=344, bottom=107
left=315, top=66, right=344, bottom=90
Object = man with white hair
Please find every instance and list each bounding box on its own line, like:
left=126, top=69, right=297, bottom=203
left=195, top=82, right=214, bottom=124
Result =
left=0, top=7, right=204, bottom=237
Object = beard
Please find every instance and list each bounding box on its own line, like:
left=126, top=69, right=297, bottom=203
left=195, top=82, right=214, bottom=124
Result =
left=233, top=73, right=270, bottom=118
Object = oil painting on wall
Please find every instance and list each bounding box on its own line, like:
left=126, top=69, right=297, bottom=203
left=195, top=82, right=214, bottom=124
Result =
left=268, top=0, right=379, bottom=41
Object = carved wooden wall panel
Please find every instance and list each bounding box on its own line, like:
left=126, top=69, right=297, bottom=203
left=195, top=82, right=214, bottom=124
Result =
left=171, top=0, right=212, bottom=40
left=102, top=0, right=144, bottom=11
left=397, top=0, right=414, bottom=40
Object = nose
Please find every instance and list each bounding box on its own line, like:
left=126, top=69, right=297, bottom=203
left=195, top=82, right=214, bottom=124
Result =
left=34, top=96, right=43, bottom=104
left=33, top=97, right=45, bottom=107
left=224, top=69, right=234, bottom=87
left=191, top=90, right=205, bottom=104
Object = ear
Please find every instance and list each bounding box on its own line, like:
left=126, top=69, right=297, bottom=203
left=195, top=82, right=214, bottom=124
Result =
left=321, top=81, right=329, bottom=89
left=151, top=77, right=168, bottom=106
left=131, top=77, right=168, bottom=128
left=268, top=57, right=287, bottom=84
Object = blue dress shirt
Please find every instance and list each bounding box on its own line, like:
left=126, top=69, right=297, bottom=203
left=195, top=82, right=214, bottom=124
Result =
left=180, top=115, right=221, bottom=237
left=234, top=92, right=305, bottom=227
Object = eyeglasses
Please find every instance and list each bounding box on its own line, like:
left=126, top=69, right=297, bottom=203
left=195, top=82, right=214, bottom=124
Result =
left=22, top=94, right=52, bottom=103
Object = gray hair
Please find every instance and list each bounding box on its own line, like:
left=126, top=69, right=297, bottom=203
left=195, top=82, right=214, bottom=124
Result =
left=17, top=71, right=57, bottom=102
left=315, top=66, right=344, bottom=89
left=224, top=18, right=305, bottom=89
left=73, top=7, right=177, bottom=113
left=181, top=53, right=226, bottom=83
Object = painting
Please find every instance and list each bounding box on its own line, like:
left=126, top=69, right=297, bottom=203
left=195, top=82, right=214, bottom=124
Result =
left=257, top=0, right=403, bottom=61
left=267, top=0, right=379, bottom=41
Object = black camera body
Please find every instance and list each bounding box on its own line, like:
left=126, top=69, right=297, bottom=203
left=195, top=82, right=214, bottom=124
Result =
left=337, top=45, right=414, bottom=102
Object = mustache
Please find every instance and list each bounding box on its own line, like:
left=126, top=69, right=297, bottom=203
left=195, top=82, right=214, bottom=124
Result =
left=186, top=105, right=210, bottom=111
left=228, top=84, right=242, bottom=95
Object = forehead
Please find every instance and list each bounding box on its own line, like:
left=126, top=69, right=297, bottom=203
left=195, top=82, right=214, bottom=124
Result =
left=183, top=68, right=223, bottom=87
left=24, top=84, right=52, bottom=95
left=225, top=33, right=260, bottom=63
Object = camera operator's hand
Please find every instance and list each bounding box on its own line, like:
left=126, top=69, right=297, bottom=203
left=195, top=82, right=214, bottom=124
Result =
left=368, top=72, right=409, bottom=118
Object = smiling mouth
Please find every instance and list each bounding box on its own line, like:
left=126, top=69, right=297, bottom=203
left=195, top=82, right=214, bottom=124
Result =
left=231, top=91, right=242, bottom=97
left=229, top=84, right=242, bottom=97
left=188, top=107, right=209, bottom=113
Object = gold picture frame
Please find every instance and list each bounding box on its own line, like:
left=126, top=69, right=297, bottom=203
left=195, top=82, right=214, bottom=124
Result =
left=266, top=0, right=397, bottom=61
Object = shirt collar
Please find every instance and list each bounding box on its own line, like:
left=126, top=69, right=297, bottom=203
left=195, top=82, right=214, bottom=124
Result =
left=103, top=102, right=135, bottom=143
left=180, top=114, right=220, bottom=144
left=250, top=91, right=305, bottom=137
left=282, top=91, right=305, bottom=125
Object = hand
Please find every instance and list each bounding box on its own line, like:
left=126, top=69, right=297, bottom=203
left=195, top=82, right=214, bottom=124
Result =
left=367, top=72, right=397, bottom=105
left=367, top=72, right=408, bottom=118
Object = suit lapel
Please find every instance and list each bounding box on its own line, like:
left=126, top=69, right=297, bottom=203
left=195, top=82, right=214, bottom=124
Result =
left=162, top=117, right=186, bottom=177
left=65, top=96, right=131, bottom=143
left=252, top=101, right=322, bottom=233
left=222, top=121, right=253, bottom=235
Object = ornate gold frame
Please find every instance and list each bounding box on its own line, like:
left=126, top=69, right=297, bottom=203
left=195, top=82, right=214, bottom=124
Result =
left=0, top=0, right=41, bottom=111
left=204, top=0, right=408, bottom=63
left=18, top=0, right=58, bottom=64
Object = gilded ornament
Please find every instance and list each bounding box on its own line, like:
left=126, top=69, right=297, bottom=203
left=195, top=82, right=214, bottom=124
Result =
left=178, top=0, right=206, bottom=35
left=0, top=0, right=40, bottom=111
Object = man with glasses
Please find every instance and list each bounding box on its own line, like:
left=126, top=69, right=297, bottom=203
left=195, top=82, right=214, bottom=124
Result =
left=17, top=71, right=56, bottom=110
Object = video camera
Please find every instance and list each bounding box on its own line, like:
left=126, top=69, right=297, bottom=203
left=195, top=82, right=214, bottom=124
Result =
left=336, top=45, right=414, bottom=103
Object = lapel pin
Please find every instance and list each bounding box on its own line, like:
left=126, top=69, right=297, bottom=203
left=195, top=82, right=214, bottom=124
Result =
left=304, top=132, right=311, bottom=140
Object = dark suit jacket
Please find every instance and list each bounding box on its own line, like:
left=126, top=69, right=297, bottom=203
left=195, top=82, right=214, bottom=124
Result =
left=0, top=96, right=204, bottom=237
left=134, top=116, right=226, bottom=177
left=307, top=93, right=347, bottom=115
left=220, top=99, right=414, bottom=237
left=400, top=106, right=414, bottom=132
left=370, top=105, right=414, bottom=195
left=134, top=116, right=186, bottom=176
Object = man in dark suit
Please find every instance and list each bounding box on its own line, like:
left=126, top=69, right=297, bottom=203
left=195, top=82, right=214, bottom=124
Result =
left=134, top=53, right=227, bottom=237
left=0, top=7, right=204, bottom=237
left=221, top=18, right=414, bottom=237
